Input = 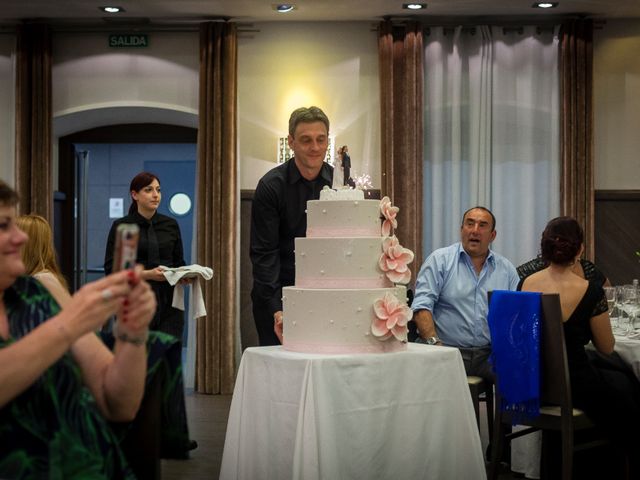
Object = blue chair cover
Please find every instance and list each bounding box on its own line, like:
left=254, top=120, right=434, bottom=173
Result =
left=488, top=290, right=542, bottom=424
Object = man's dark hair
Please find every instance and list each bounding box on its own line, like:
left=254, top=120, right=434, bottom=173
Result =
left=461, top=206, right=496, bottom=232
left=288, top=106, right=330, bottom=136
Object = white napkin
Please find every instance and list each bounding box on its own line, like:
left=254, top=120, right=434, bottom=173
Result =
left=160, top=264, right=213, bottom=318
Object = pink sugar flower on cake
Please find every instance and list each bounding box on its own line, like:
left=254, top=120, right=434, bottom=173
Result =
left=380, top=196, right=399, bottom=237
left=378, top=236, right=414, bottom=284
left=371, top=292, right=411, bottom=341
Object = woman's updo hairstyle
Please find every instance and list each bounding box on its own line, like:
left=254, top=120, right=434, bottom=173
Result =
left=128, top=171, right=160, bottom=215
left=540, top=216, right=583, bottom=265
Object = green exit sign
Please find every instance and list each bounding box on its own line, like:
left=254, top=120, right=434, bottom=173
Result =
left=109, top=34, right=149, bottom=48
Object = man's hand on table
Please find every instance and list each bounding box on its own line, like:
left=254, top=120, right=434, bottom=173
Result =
left=274, top=311, right=283, bottom=343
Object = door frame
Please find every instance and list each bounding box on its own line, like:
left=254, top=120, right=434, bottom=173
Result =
left=57, top=123, right=198, bottom=289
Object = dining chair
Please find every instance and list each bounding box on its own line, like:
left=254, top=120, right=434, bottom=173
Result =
left=467, top=375, right=494, bottom=441
left=488, top=293, right=609, bottom=480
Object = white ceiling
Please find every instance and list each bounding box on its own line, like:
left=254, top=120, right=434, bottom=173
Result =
left=0, top=0, right=639, bottom=25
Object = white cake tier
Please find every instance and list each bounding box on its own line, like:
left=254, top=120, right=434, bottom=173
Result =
left=294, top=237, right=392, bottom=289
left=306, top=199, right=381, bottom=238
left=282, top=286, right=408, bottom=354
left=319, top=187, right=364, bottom=201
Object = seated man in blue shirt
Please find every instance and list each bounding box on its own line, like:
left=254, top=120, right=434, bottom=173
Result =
left=412, top=206, right=519, bottom=383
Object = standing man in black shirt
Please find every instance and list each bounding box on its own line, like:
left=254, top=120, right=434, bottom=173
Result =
left=250, top=106, right=334, bottom=345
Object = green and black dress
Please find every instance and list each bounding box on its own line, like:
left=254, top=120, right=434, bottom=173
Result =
left=0, top=277, right=135, bottom=479
left=0, top=277, right=192, bottom=479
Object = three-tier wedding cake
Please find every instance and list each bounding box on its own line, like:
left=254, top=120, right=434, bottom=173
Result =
left=282, top=187, right=414, bottom=354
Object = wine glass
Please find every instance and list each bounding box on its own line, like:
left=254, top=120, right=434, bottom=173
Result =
left=621, top=285, right=640, bottom=337
left=604, top=286, right=619, bottom=333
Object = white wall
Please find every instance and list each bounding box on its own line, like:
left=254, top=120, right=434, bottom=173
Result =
left=52, top=32, right=199, bottom=121
left=594, top=19, right=640, bottom=190
left=0, top=34, right=15, bottom=185
left=238, top=22, right=380, bottom=190
left=50, top=31, right=199, bottom=188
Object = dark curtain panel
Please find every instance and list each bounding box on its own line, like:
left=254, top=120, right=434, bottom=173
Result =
left=378, top=20, right=424, bottom=279
left=196, top=22, right=238, bottom=394
left=559, top=19, right=594, bottom=259
left=15, top=23, right=52, bottom=220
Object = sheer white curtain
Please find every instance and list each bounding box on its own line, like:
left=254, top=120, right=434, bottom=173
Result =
left=423, top=25, right=559, bottom=266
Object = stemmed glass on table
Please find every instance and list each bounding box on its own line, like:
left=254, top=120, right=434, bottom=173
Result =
left=604, top=286, right=620, bottom=333
left=620, top=285, right=640, bottom=338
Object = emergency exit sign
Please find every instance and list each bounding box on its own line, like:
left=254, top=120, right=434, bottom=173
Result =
left=109, top=34, right=149, bottom=48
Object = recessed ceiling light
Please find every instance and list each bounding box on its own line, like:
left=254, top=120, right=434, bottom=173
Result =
left=403, top=3, right=427, bottom=10
left=532, top=2, right=558, bottom=8
left=273, top=4, right=295, bottom=13
left=100, top=6, right=125, bottom=13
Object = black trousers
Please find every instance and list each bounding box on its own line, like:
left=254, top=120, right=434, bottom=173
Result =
left=150, top=281, right=185, bottom=340
left=252, top=302, right=280, bottom=346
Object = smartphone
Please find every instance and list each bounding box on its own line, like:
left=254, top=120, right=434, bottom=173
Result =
left=113, top=223, right=139, bottom=271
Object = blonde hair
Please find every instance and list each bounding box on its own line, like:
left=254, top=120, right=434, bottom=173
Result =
left=17, top=214, right=69, bottom=291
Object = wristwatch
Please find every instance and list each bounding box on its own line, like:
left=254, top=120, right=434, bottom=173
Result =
left=424, top=336, right=441, bottom=345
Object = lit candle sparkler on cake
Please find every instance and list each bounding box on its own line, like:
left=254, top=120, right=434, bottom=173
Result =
left=352, top=172, right=373, bottom=191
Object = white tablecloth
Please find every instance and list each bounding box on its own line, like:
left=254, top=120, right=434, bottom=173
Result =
left=511, top=336, right=640, bottom=479
left=219, top=344, right=486, bottom=480
left=612, top=334, right=640, bottom=378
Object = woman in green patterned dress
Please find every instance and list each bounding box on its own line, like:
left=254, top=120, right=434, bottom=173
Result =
left=0, top=180, right=157, bottom=479
left=17, top=213, right=194, bottom=464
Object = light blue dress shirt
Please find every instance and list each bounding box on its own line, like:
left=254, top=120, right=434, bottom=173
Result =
left=412, top=242, right=519, bottom=348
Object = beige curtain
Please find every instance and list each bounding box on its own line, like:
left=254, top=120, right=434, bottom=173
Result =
left=15, top=23, right=52, bottom=220
left=378, top=20, right=424, bottom=276
left=196, top=22, right=238, bottom=394
left=559, top=19, right=594, bottom=259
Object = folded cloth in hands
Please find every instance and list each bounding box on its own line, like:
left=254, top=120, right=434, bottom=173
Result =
left=161, top=265, right=213, bottom=318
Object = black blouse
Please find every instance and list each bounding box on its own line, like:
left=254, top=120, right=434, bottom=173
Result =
left=517, top=257, right=607, bottom=287
left=104, top=211, right=185, bottom=275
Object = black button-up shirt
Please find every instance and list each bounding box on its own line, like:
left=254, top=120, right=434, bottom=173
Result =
left=104, top=211, right=185, bottom=274
left=250, top=158, right=333, bottom=315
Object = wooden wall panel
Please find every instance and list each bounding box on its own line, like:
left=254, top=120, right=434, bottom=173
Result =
left=240, top=190, right=258, bottom=350
left=594, top=190, right=640, bottom=285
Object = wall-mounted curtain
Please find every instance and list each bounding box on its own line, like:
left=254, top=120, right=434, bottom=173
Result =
left=15, top=23, right=52, bottom=220
left=423, top=25, right=560, bottom=266
left=559, top=19, right=594, bottom=260
left=196, top=21, right=237, bottom=394
left=378, top=20, right=424, bottom=278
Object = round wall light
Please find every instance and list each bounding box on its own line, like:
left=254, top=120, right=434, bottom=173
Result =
left=169, top=193, right=192, bottom=217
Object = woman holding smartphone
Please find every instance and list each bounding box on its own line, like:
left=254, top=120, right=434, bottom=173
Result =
left=104, top=171, right=187, bottom=339
left=0, top=181, right=156, bottom=479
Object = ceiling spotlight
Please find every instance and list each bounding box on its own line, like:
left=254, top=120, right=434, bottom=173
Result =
left=403, top=3, right=427, bottom=10
left=100, top=6, right=125, bottom=13
left=274, top=4, right=295, bottom=13
left=532, top=2, right=558, bottom=8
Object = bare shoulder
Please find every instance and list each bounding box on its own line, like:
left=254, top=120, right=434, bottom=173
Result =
left=33, top=271, right=71, bottom=306
left=521, top=270, right=547, bottom=291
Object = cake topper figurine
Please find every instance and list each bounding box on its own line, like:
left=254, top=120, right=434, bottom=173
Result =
left=332, top=145, right=354, bottom=188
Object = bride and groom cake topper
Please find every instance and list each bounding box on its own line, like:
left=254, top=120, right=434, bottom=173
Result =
left=332, top=145, right=355, bottom=189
